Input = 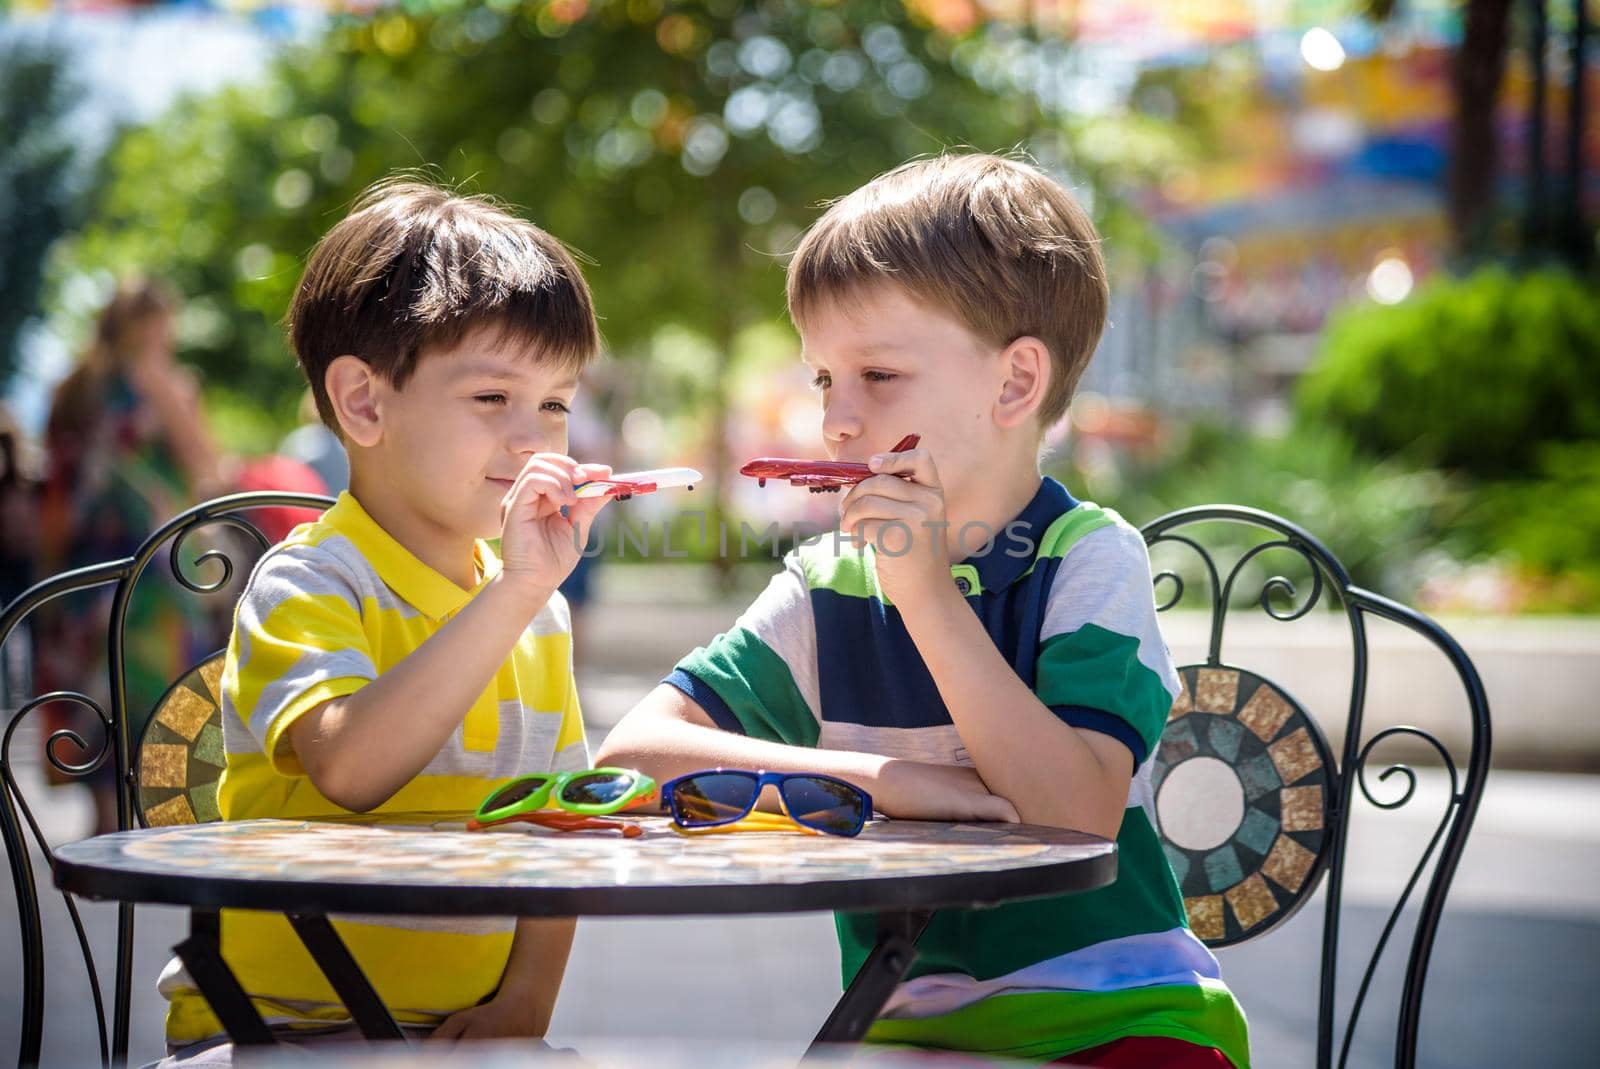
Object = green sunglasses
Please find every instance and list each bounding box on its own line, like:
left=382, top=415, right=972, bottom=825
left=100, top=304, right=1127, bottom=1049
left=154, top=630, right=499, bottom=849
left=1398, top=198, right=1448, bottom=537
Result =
left=469, top=767, right=658, bottom=831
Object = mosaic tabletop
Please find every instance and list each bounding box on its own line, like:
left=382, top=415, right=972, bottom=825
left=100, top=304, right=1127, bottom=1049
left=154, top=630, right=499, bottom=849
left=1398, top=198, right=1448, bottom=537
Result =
left=53, top=815, right=1115, bottom=918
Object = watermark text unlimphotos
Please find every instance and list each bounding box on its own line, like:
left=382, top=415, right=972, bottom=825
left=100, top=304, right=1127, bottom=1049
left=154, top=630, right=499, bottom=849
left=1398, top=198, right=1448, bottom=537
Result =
left=573, top=511, right=1037, bottom=561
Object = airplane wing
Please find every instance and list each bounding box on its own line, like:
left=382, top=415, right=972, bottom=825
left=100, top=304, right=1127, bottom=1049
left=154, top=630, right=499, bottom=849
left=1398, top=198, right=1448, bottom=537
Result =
left=789, top=473, right=849, bottom=489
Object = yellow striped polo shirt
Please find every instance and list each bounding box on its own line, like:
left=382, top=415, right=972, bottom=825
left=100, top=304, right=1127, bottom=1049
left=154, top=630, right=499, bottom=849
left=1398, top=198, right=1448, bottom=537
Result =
left=162, top=491, right=588, bottom=1043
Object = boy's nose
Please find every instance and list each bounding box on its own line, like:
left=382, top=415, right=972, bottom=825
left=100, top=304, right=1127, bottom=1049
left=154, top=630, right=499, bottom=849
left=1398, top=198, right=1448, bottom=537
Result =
left=821, top=401, right=861, bottom=448
left=505, top=424, right=546, bottom=456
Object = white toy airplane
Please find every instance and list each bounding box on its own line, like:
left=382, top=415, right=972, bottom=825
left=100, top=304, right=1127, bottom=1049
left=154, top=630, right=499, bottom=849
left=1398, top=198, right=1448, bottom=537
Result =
left=574, top=467, right=703, bottom=501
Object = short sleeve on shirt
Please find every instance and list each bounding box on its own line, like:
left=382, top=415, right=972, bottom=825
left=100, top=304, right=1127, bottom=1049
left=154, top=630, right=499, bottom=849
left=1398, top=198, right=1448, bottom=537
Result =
left=665, top=554, right=821, bottom=747
left=227, top=545, right=378, bottom=775
left=1034, top=523, right=1181, bottom=769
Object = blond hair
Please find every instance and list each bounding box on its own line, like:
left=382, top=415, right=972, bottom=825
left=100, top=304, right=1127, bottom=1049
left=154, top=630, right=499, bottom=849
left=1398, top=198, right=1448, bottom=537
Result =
left=787, top=154, right=1107, bottom=428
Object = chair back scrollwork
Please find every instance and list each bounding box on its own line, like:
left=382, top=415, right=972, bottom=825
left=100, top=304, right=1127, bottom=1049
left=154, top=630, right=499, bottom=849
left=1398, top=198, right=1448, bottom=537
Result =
left=1140, top=506, right=1492, bottom=1069
left=0, top=492, right=333, bottom=1068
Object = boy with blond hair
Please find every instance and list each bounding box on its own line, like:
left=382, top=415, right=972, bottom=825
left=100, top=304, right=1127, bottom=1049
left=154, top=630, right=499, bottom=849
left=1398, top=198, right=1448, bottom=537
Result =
left=160, top=181, right=613, bottom=1057
left=600, top=154, right=1249, bottom=1066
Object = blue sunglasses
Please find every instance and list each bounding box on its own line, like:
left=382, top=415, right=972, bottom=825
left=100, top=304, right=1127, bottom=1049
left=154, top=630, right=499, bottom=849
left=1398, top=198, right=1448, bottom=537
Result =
left=661, top=769, right=871, bottom=837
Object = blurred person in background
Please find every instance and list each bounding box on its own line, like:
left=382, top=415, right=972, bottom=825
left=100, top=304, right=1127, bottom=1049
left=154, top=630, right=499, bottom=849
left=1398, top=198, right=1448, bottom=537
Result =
left=34, top=277, right=223, bottom=833
left=232, top=452, right=329, bottom=544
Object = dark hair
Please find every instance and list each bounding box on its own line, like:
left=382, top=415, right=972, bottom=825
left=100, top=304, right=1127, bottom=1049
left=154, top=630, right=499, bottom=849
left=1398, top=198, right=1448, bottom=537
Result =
left=47, top=277, right=177, bottom=445
left=788, top=153, right=1108, bottom=429
left=289, top=179, right=599, bottom=430
left=87, top=277, right=177, bottom=374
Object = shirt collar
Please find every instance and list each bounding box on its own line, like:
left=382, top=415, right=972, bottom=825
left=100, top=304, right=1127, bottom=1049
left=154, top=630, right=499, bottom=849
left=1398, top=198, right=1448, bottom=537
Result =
left=322, top=492, right=502, bottom=620
left=955, top=476, right=1079, bottom=595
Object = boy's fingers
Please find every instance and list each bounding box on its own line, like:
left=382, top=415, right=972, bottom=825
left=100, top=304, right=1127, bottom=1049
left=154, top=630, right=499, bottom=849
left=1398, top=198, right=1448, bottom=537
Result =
left=840, top=490, right=936, bottom=533
left=509, top=455, right=583, bottom=504
left=509, top=460, right=579, bottom=508
left=575, top=462, right=613, bottom=483
left=841, top=474, right=936, bottom=511
left=866, top=447, right=940, bottom=489
left=841, top=500, right=920, bottom=531
left=568, top=494, right=610, bottom=548
left=517, top=456, right=580, bottom=488
left=521, top=453, right=583, bottom=479
left=506, top=475, right=572, bottom=518
left=840, top=500, right=929, bottom=549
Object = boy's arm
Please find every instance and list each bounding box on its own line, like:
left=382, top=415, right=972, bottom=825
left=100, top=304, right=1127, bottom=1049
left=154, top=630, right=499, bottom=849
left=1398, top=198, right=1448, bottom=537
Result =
left=894, top=583, right=1133, bottom=838
left=288, top=570, right=561, bottom=811
left=289, top=455, right=610, bottom=812
left=597, top=684, right=1020, bottom=824
left=429, top=918, right=575, bottom=1042
left=842, top=450, right=1153, bottom=838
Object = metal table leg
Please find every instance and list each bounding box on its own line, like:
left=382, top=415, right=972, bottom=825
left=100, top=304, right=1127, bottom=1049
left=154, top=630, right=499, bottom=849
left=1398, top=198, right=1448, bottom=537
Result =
left=809, top=909, right=933, bottom=1050
left=285, top=913, right=406, bottom=1042
left=172, top=910, right=275, bottom=1047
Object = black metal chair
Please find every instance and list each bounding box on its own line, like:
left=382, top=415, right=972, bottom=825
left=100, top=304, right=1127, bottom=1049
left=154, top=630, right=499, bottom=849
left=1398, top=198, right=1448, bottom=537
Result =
left=0, top=492, right=333, bottom=1068
left=1139, top=506, right=1491, bottom=1069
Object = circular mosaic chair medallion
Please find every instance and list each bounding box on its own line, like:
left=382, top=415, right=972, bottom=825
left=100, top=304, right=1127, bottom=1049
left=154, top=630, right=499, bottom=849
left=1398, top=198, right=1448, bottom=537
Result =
left=136, top=651, right=227, bottom=827
left=1151, top=665, right=1336, bottom=947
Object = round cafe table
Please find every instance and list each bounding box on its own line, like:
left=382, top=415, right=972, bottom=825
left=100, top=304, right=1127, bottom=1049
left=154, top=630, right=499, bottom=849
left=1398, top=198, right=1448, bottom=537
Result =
left=53, top=814, right=1115, bottom=1050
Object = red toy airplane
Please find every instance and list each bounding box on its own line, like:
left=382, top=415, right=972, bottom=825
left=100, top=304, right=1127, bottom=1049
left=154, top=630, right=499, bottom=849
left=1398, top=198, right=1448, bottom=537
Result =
left=739, top=434, right=920, bottom=493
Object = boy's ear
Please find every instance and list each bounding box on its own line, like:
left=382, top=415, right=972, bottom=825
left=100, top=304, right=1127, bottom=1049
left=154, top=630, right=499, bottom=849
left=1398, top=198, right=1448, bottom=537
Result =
left=994, top=336, right=1050, bottom=430
left=324, top=355, right=383, bottom=448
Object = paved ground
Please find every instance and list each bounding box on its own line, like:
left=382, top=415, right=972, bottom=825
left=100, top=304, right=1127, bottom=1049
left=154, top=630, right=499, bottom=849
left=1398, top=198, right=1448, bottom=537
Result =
left=5, top=685, right=1597, bottom=1066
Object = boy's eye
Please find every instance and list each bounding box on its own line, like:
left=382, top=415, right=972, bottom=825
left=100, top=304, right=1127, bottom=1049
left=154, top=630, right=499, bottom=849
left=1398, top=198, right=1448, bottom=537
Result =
left=863, top=370, right=897, bottom=383
left=809, top=373, right=831, bottom=391
left=474, top=393, right=508, bottom=406
left=542, top=400, right=572, bottom=414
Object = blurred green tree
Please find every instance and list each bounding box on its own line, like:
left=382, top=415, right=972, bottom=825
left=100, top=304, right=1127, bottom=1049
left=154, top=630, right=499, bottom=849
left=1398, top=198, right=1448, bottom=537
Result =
left=0, top=37, right=87, bottom=388
left=60, top=0, right=1185, bottom=574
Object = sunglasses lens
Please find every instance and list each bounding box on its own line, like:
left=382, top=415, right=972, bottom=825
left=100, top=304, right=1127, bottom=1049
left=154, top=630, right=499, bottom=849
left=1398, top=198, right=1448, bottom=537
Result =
left=484, top=776, right=548, bottom=813
left=558, top=771, right=636, bottom=809
left=669, top=773, right=758, bottom=827
left=781, top=776, right=867, bottom=836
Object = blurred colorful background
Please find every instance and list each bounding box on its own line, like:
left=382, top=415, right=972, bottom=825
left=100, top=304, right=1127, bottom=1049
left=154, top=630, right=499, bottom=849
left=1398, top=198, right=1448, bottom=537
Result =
left=3, top=0, right=1595, bottom=616
left=1, top=2, right=1597, bottom=1064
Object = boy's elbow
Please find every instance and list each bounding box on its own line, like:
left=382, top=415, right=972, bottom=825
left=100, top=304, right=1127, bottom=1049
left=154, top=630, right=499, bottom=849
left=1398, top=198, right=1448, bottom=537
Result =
left=595, top=684, right=714, bottom=773
left=287, top=702, right=389, bottom=813
left=593, top=715, right=652, bottom=771
left=1078, top=805, right=1126, bottom=842
left=321, top=780, right=387, bottom=814
left=1021, top=799, right=1123, bottom=840
left=300, top=749, right=388, bottom=813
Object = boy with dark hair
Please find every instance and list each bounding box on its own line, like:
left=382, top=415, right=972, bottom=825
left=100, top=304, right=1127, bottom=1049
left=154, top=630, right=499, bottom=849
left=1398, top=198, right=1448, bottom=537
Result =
left=160, top=180, right=612, bottom=1056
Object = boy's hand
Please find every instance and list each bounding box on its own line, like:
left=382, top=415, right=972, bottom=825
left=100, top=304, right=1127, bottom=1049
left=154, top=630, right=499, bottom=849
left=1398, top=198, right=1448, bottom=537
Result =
left=837, top=446, right=950, bottom=606
left=429, top=994, right=544, bottom=1043
left=498, top=455, right=612, bottom=599
left=878, top=759, right=1021, bottom=824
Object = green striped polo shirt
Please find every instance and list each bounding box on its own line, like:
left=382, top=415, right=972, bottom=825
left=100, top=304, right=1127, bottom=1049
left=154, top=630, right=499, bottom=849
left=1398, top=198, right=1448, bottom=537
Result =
left=666, top=477, right=1249, bottom=1065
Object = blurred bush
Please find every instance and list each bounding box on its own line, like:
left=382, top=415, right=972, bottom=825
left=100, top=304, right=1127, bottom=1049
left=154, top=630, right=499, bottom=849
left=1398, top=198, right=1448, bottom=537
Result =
left=1069, top=422, right=1460, bottom=600
left=1296, top=267, right=1600, bottom=478
left=1450, top=442, right=1600, bottom=611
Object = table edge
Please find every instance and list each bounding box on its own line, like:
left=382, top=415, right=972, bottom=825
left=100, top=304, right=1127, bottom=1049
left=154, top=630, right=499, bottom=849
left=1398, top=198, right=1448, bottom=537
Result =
left=52, top=837, right=1117, bottom=917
